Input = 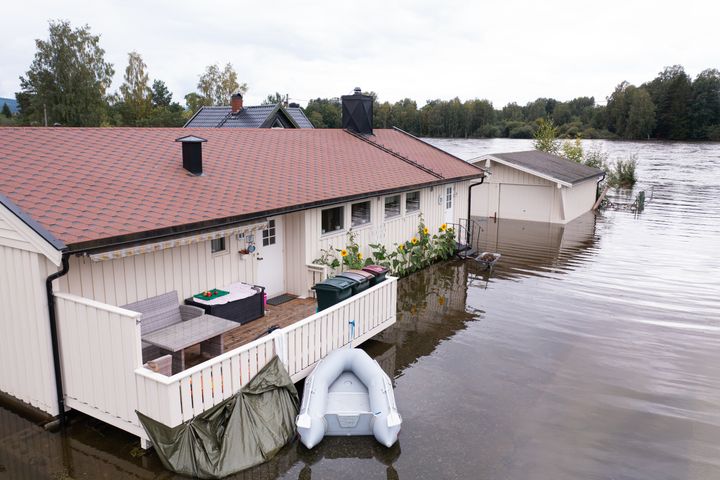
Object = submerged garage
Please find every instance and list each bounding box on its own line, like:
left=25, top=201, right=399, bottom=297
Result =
left=470, top=150, right=605, bottom=224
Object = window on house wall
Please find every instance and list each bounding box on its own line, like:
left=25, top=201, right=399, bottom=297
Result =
left=406, top=191, right=420, bottom=213
left=351, top=201, right=371, bottom=227
left=384, top=195, right=401, bottom=219
left=262, top=219, right=276, bottom=246
left=321, top=206, right=344, bottom=234
left=211, top=237, right=226, bottom=254
left=446, top=186, right=453, bottom=209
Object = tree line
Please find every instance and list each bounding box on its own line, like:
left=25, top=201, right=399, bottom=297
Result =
left=8, top=21, right=247, bottom=127
left=305, top=66, right=720, bottom=141
left=6, top=20, right=720, bottom=141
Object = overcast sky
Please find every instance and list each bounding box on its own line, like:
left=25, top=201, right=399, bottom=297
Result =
left=3, top=0, right=719, bottom=108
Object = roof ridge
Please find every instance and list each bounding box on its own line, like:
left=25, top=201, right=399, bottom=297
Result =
left=345, top=129, right=444, bottom=179
left=391, top=126, right=477, bottom=167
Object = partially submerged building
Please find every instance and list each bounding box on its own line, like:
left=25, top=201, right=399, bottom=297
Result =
left=470, top=150, right=604, bottom=224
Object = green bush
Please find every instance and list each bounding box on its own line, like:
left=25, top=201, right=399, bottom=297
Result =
left=608, top=155, right=638, bottom=188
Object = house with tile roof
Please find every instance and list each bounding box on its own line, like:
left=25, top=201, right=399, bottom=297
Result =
left=471, top=150, right=604, bottom=224
left=0, top=89, right=484, bottom=446
left=184, top=92, right=313, bottom=128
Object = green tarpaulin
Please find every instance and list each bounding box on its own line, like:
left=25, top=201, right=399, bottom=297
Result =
left=137, top=356, right=299, bottom=479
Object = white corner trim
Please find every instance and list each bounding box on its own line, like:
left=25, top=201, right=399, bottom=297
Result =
left=0, top=203, right=62, bottom=266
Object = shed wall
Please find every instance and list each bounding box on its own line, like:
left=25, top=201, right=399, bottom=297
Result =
left=562, top=179, right=599, bottom=222
left=470, top=161, right=597, bottom=224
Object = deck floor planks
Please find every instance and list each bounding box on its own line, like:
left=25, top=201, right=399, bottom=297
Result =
left=183, top=298, right=316, bottom=368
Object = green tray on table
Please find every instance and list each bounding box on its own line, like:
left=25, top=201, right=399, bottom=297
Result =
left=193, top=289, right=230, bottom=301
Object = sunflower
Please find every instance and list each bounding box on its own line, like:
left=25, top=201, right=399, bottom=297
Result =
left=440, top=223, right=447, bottom=232
left=423, top=227, right=429, bottom=235
left=357, top=252, right=363, bottom=260
left=340, top=249, right=348, bottom=257
left=398, top=244, right=404, bottom=251
left=411, top=237, right=418, bottom=244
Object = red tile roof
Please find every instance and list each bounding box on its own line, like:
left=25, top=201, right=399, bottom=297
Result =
left=369, top=129, right=481, bottom=179
left=0, top=128, right=482, bottom=249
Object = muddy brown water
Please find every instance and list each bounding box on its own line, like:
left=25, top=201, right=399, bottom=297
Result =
left=1, top=139, right=719, bottom=479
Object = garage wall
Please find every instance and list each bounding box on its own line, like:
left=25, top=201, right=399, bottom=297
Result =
left=562, top=179, right=599, bottom=222
left=470, top=162, right=554, bottom=219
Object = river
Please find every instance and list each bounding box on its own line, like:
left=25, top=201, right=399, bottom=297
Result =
left=1, top=139, right=719, bottom=479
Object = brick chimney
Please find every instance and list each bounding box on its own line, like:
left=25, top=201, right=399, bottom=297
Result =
left=230, top=92, right=244, bottom=114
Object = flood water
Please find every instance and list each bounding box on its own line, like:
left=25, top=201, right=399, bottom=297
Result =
left=2, top=139, right=720, bottom=479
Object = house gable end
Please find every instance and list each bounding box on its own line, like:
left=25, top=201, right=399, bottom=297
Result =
left=0, top=195, right=64, bottom=266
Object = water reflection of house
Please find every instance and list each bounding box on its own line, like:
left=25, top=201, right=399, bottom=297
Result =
left=470, top=212, right=598, bottom=280
left=377, top=261, right=479, bottom=375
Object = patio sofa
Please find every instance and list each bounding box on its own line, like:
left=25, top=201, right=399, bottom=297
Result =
left=121, top=291, right=204, bottom=362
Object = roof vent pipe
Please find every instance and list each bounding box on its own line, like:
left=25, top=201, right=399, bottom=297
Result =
left=230, top=92, right=244, bottom=114
left=175, top=135, right=207, bottom=176
left=341, top=87, right=373, bottom=135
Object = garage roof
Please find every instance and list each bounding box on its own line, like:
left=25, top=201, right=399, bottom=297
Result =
left=479, top=150, right=604, bottom=186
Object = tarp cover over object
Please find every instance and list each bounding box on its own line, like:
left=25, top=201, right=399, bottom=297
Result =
left=137, top=356, right=299, bottom=479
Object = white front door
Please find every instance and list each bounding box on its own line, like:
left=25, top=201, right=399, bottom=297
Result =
left=256, top=217, right=285, bottom=297
left=444, top=185, right=454, bottom=224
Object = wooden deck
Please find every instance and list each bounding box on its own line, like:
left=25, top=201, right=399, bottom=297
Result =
left=184, top=297, right=317, bottom=367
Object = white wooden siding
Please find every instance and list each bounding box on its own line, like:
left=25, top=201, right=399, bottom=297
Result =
left=562, top=179, right=598, bottom=222
left=0, top=246, right=58, bottom=414
left=58, top=235, right=256, bottom=305
left=54, top=292, right=145, bottom=438
left=305, top=181, right=473, bottom=269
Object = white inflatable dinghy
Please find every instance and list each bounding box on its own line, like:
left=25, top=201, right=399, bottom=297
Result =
left=296, top=348, right=402, bottom=448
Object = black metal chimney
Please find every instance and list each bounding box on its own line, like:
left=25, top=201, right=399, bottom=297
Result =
left=175, top=135, right=207, bottom=176
left=341, top=87, right=373, bottom=135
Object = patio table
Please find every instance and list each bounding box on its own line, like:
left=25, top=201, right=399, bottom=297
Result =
left=142, top=314, right=239, bottom=374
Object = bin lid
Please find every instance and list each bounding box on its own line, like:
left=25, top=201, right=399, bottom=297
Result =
left=312, top=276, right=355, bottom=291
left=362, top=265, right=389, bottom=275
left=344, top=269, right=375, bottom=280
left=336, top=272, right=369, bottom=284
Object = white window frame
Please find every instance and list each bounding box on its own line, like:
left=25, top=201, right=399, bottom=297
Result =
left=405, top=190, right=421, bottom=214
left=350, top=200, right=372, bottom=229
left=384, top=194, right=402, bottom=220
left=210, top=236, right=228, bottom=255
left=321, top=205, right=346, bottom=236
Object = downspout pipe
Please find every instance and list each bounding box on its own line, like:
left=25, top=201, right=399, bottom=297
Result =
left=466, top=175, right=486, bottom=244
left=45, top=251, right=70, bottom=427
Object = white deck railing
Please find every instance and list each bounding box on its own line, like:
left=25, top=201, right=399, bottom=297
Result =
left=56, top=277, right=397, bottom=446
left=54, top=292, right=146, bottom=439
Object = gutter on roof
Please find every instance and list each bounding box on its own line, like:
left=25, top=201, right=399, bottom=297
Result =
left=0, top=193, right=66, bottom=251
left=64, top=173, right=483, bottom=255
